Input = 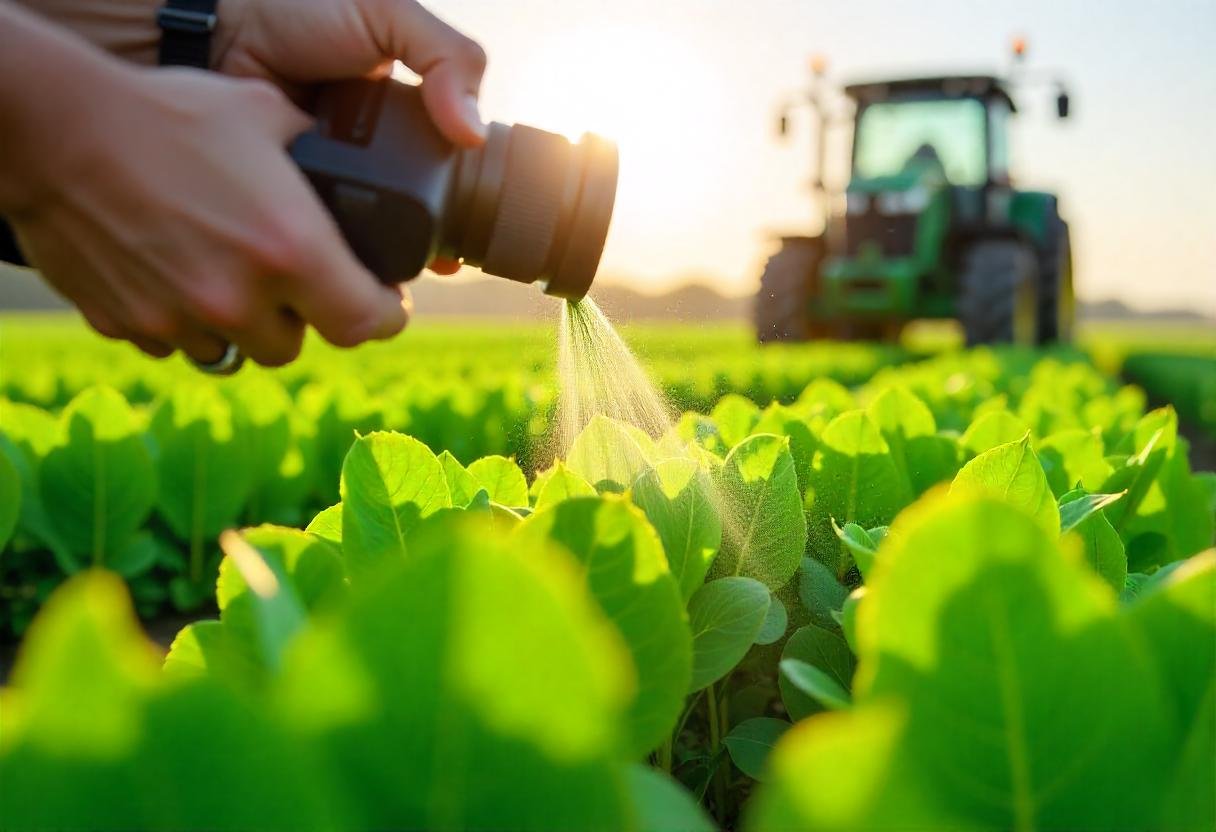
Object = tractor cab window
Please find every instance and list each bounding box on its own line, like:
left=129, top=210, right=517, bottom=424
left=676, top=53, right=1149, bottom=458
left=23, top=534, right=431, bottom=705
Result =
left=988, top=98, right=1012, bottom=184
left=853, top=98, right=987, bottom=186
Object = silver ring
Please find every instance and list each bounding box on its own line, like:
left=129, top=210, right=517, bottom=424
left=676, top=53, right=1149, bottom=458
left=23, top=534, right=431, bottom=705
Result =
left=191, top=342, right=245, bottom=375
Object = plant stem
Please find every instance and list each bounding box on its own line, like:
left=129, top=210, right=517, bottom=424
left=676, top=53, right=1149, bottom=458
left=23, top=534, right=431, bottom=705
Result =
left=707, top=682, right=727, bottom=823
left=658, top=736, right=673, bottom=773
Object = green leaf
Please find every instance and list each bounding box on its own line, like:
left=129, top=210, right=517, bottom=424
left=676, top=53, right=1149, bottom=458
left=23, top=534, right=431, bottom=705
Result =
left=798, top=557, right=848, bottom=628
left=305, top=502, right=343, bottom=546
left=686, top=576, right=770, bottom=692
left=515, top=497, right=691, bottom=757
left=567, top=414, right=654, bottom=490
left=950, top=435, right=1060, bottom=534
left=625, top=764, right=716, bottom=832
left=1058, top=490, right=1125, bottom=533
left=1059, top=490, right=1127, bottom=592
left=866, top=387, right=954, bottom=495
left=632, top=458, right=722, bottom=603
left=467, top=454, right=529, bottom=507
left=0, top=404, right=67, bottom=557
left=535, top=461, right=596, bottom=511
left=711, top=394, right=760, bottom=448
left=755, top=593, right=788, bottom=645
left=40, top=387, right=156, bottom=567
left=778, top=623, right=854, bottom=720
left=805, top=411, right=908, bottom=574
left=754, top=402, right=818, bottom=494
left=834, top=521, right=877, bottom=578
left=106, top=531, right=162, bottom=579
left=149, top=384, right=253, bottom=580
left=1038, top=429, right=1114, bottom=496
left=339, top=431, right=450, bottom=579
left=438, top=450, right=479, bottom=507
left=1126, top=551, right=1216, bottom=832
left=713, top=434, right=806, bottom=590
left=959, top=409, right=1030, bottom=457
left=723, top=717, right=792, bottom=781
left=275, top=513, right=635, bottom=829
left=852, top=494, right=1176, bottom=830
left=779, top=658, right=852, bottom=709
left=0, top=443, right=20, bottom=551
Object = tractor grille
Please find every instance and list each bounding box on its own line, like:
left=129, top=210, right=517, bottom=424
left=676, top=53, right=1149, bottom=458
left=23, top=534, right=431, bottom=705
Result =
left=844, top=209, right=917, bottom=257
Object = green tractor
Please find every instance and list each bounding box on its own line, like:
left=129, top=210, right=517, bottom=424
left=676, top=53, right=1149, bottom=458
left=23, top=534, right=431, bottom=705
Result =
left=755, top=56, right=1074, bottom=345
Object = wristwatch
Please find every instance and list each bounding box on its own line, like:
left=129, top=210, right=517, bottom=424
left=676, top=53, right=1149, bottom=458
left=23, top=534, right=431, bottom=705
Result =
left=157, top=0, right=218, bottom=68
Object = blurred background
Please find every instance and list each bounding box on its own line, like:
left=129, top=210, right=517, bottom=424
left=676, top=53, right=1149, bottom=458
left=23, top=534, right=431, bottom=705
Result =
left=2, top=0, right=1213, bottom=324
left=425, top=0, right=1215, bottom=320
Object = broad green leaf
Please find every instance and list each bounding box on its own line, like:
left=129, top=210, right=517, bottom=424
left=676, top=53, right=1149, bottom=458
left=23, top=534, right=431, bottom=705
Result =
left=223, top=373, right=293, bottom=520
left=567, top=414, right=653, bottom=490
left=1, top=575, right=344, bottom=830
left=755, top=593, right=788, bottom=645
left=866, top=387, right=954, bottom=495
left=686, top=576, right=770, bottom=692
left=1126, top=551, right=1216, bottom=831
left=1060, top=491, right=1126, bottom=592
left=1039, top=429, right=1114, bottom=496
left=747, top=704, right=949, bottom=830
left=711, top=394, right=760, bottom=448
left=671, top=412, right=726, bottom=456
left=340, top=431, right=450, bottom=579
left=836, top=587, right=864, bottom=653
left=149, top=384, right=253, bottom=581
left=106, top=531, right=162, bottom=579
left=713, top=434, right=806, bottom=590
left=0, top=404, right=66, bottom=557
left=535, top=461, right=596, bottom=510
left=723, top=717, right=791, bottom=781
left=793, top=378, right=855, bottom=425
left=950, top=435, right=1059, bottom=534
left=305, top=503, right=343, bottom=546
left=515, top=497, right=691, bottom=757
left=438, top=450, right=478, bottom=507
left=1102, top=406, right=1177, bottom=533
left=297, top=378, right=384, bottom=505
left=467, top=455, right=529, bottom=507
left=834, top=521, right=877, bottom=578
left=959, top=409, right=1030, bottom=457
left=852, top=494, right=1175, bottom=830
left=40, top=387, right=156, bottom=567
left=0, top=444, right=20, bottom=550
left=625, top=764, right=715, bottom=832
left=798, top=557, right=848, bottom=628
left=805, top=412, right=907, bottom=574
left=632, top=458, right=722, bottom=603
left=276, top=514, right=635, bottom=829
left=754, top=402, right=817, bottom=494
left=778, top=623, right=854, bottom=720
left=1059, top=491, right=1125, bottom=534
left=779, top=658, right=852, bottom=709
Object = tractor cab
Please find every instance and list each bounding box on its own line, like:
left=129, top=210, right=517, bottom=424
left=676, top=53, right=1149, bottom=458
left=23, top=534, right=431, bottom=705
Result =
left=756, top=57, right=1073, bottom=346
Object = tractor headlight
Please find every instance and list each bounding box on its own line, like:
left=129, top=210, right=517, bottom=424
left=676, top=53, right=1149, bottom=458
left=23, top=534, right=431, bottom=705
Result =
left=877, top=187, right=930, bottom=215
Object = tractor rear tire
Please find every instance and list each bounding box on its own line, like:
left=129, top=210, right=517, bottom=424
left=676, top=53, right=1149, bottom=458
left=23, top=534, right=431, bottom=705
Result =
left=1036, top=220, right=1074, bottom=344
left=959, top=239, right=1040, bottom=346
left=754, top=237, right=823, bottom=342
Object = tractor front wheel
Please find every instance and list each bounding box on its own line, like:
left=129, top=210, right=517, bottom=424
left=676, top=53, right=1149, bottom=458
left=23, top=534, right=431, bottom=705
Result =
left=754, top=237, right=823, bottom=342
left=959, top=239, right=1040, bottom=346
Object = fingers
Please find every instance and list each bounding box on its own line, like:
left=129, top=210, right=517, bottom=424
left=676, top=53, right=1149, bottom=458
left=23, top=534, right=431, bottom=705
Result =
left=381, top=1, right=487, bottom=146
left=226, top=306, right=306, bottom=367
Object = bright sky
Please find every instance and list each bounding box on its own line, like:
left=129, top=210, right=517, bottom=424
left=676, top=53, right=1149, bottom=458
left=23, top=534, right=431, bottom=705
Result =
left=429, top=0, right=1216, bottom=316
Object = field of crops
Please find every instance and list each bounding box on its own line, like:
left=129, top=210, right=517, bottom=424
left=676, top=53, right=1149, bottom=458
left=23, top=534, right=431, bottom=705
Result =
left=1, top=316, right=1214, bottom=831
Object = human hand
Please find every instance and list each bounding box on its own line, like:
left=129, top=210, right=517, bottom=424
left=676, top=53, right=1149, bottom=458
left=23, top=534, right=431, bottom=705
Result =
left=214, top=0, right=488, bottom=148
left=5, top=56, right=407, bottom=365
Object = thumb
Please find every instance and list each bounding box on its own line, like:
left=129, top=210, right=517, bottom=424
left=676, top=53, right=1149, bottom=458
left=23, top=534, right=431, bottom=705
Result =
left=381, top=1, right=488, bottom=147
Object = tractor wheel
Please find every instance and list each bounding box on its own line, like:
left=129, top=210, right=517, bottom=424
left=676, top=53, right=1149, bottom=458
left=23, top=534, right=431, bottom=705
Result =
left=754, top=237, right=823, bottom=342
left=959, top=239, right=1040, bottom=347
left=1036, top=221, right=1074, bottom=344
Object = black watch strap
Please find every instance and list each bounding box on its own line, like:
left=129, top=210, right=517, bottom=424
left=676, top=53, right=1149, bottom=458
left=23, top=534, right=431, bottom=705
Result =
left=157, top=0, right=218, bottom=68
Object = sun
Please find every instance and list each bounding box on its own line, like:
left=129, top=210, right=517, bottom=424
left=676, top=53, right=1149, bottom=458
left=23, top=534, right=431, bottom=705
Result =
left=498, top=22, right=733, bottom=279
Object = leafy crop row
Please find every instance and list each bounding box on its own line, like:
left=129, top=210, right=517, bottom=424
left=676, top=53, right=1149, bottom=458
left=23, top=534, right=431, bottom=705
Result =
left=2, top=344, right=1212, bottom=830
